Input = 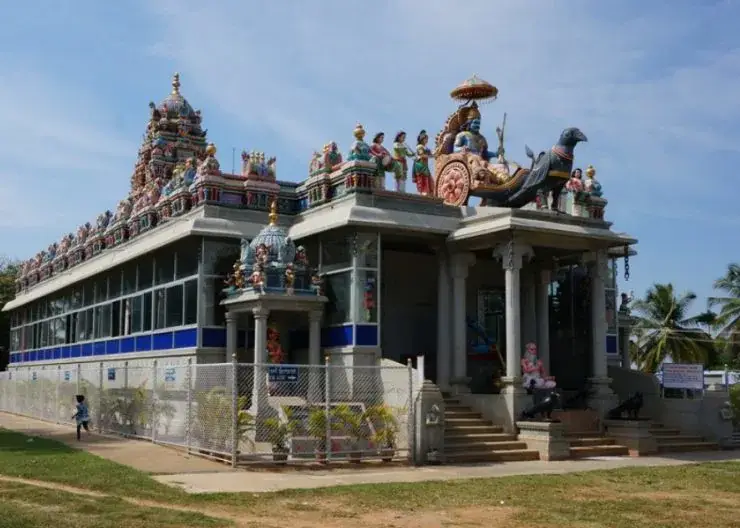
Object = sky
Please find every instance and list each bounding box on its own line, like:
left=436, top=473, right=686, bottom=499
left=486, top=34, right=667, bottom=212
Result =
left=0, top=0, right=738, bottom=312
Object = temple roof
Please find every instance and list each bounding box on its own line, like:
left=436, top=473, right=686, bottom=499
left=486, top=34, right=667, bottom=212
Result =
left=243, top=200, right=296, bottom=267
left=157, top=73, right=197, bottom=119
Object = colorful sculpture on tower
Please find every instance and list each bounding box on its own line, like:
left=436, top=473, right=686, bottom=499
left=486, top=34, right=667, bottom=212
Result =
left=412, top=130, right=434, bottom=196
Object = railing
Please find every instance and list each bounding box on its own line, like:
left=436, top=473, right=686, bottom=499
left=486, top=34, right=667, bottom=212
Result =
left=0, top=358, right=417, bottom=467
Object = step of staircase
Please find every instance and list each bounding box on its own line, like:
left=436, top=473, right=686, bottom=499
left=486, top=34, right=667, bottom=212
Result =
left=445, top=449, right=540, bottom=464
left=442, top=397, right=540, bottom=463
left=570, top=444, right=630, bottom=458
left=650, top=423, right=720, bottom=453
left=569, top=437, right=617, bottom=447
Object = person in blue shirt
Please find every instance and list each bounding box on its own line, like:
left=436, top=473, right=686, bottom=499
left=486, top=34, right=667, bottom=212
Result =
left=72, top=394, right=90, bottom=440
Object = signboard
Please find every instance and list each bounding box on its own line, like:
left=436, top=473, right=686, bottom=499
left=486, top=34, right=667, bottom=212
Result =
left=32, top=372, right=37, bottom=381
left=268, top=366, right=299, bottom=383
left=164, top=368, right=176, bottom=383
left=64, top=371, right=71, bottom=382
left=107, top=368, right=116, bottom=381
left=662, top=363, right=704, bottom=390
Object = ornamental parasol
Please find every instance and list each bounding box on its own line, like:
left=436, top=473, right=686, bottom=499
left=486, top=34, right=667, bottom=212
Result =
left=450, top=74, right=498, bottom=103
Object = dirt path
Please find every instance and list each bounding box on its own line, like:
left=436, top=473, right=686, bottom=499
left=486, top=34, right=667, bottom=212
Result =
left=0, top=412, right=230, bottom=474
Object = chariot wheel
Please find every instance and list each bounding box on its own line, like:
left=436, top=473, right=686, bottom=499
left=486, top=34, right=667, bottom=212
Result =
left=435, top=160, right=471, bottom=207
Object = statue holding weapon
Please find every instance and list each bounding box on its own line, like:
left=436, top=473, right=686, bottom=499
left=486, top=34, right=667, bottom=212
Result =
left=496, top=112, right=507, bottom=166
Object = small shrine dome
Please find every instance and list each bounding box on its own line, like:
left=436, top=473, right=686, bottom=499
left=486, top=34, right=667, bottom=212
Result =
left=158, top=73, right=197, bottom=118
left=243, top=201, right=296, bottom=267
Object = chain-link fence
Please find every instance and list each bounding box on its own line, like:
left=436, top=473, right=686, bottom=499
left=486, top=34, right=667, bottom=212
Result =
left=0, top=358, right=417, bottom=466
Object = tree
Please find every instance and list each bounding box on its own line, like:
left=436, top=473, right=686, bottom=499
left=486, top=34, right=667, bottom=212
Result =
left=631, top=283, right=717, bottom=373
left=0, top=257, right=20, bottom=369
left=708, top=263, right=740, bottom=369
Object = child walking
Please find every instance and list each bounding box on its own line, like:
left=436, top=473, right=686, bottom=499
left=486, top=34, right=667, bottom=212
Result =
left=72, top=394, right=90, bottom=440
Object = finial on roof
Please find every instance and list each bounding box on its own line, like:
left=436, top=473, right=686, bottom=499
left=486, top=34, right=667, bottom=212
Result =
left=268, top=198, right=278, bottom=226
left=171, top=72, right=181, bottom=95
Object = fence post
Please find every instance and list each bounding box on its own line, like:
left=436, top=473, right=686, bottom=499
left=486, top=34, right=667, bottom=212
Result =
left=324, top=355, right=331, bottom=463
left=98, top=362, right=104, bottom=432
left=76, top=363, right=81, bottom=395
left=407, top=357, right=415, bottom=464
left=56, top=365, right=62, bottom=424
left=231, top=353, right=238, bottom=468
left=124, top=361, right=129, bottom=391
left=151, top=360, right=158, bottom=443
left=186, top=358, right=193, bottom=453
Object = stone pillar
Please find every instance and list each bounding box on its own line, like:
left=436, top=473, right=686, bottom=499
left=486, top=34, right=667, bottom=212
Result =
left=251, top=306, right=270, bottom=414
left=436, top=250, right=451, bottom=390
left=587, top=250, right=617, bottom=417
left=493, top=241, right=534, bottom=386
left=449, top=252, right=475, bottom=394
left=520, top=267, right=537, bottom=347
left=225, top=311, right=238, bottom=363
left=308, top=309, right=323, bottom=403
left=536, top=268, right=551, bottom=374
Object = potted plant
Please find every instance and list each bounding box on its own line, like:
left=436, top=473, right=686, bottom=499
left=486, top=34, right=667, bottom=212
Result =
left=263, top=407, right=298, bottom=462
left=333, top=404, right=368, bottom=463
left=307, top=405, right=330, bottom=463
left=367, top=405, right=399, bottom=462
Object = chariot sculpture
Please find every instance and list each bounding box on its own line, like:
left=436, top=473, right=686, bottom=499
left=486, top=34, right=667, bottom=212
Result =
left=434, top=75, right=587, bottom=208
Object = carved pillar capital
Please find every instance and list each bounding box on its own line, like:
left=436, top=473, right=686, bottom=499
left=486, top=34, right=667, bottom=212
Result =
left=225, top=311, right=237, bottom=323
left=588, top=250, right=609, bottom=281
left=252, top=306, right=270, bottom=319
left=308, top=309, right=323, bottom=324
left=449, top=252, right=476, bottom=279
left=493, top=241, right=534, bottom=271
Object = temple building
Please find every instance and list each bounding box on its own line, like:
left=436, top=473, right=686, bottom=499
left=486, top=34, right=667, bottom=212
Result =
left=3, top=74, right=649, bottom=456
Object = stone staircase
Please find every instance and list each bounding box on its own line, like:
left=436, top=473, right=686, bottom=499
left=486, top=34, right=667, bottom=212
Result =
left=650, top=422, right=719, bottom=453
left=443, top=394, right=540, bottom=463
left=566, top=431, right=630, bottom=458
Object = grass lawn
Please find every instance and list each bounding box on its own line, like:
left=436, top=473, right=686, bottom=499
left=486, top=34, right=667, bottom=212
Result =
left=0, top=428, right=739, bottom=527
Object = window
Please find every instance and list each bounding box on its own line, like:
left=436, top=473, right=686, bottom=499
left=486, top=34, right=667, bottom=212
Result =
left=77, top=310, right=87, bottom=342
left=184, top=279, right=198, bottom=325
left=111, top=300, right=121, bottom=337
left=123, top=297, right=135, bottom=335
left=108, top=269, right=122, bottom=299
left=55, top=316, right=66, bottom=345
left=69, top=313, right=77, bottom=344
left=83, top=281, right=94, bottom=307
left=142, top=292, right=152, bottom=332
left=138, top=256, right=153, bottom=290
left=95, top=304, right=111, bottom=339
left=95, top=277, right=108, bottom=304
left=71, top=287, right=82, bottom=310
left=355, top=233, right=378, bottom=268
left=84, top=308, right=94, bottom=340
left=122, top=263, right=137, bottom=295
left=203, top=277, right=225, bottom=326
left=321, top=235, right=351, bottom=273
left=154, top=289, right=166, bottom=329
left=166, top=284, right=184, bottom=327
left=324, top=272, right=351, bottom=325
left=355, top=270, right=378, bottom=323
left=155, top=251, right=174, bottom=285
left=175, top=238, right=199, bottom=278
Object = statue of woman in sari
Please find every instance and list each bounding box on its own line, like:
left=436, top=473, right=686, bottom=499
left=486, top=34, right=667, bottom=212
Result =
left=412, top=130, right=434, bottom=196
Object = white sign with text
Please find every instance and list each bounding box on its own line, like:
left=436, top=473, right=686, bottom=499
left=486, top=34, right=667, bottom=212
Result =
left=662, top=363, right=704, bottom=390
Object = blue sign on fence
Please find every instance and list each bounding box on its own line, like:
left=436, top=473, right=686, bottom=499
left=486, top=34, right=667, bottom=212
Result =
left=32, top=372, right=37, bottom=381
left=268, top=366, right=299, bottom=383
left=64, top=371, right=71, bottom=382
left=164, top=368, right=176, bottom=383
left=107, top=368, right=116, bottom=381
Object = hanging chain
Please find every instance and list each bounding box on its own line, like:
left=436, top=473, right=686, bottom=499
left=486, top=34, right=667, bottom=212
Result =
left=623, top=245, right=630, bottom=281
left=507, top=232, right=515, bottom=270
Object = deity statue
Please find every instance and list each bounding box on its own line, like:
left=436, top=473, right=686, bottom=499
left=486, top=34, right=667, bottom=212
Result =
left=583, top=165, right=602, bottom=197
left=370, top=132, right=404, bottom=189
left=521, top=342, right=556, bottom=391
left=266, top=327, right=285, bottom=364
left=311, top=270, right=323, bottom=296
left=348, top=123, right=372, bottom=162
left=619, top=291, right=634, bottom=314
left=249, top=263, right=266, bottom=294
left=308, top=151, right=322, bottom=173
left=284, top=263, right=295, bottom=295
left=412, top=130, right=434, bottom=196
left=391, top=131, right=416, bottom=193
left=254, top=243, right=269, bottom=267
left=321, top=142, right=342, bottom=172
left=295, top=245, right=308, bottom=267
left=453, top=103, right=510, bottom=185
left=565, top=168, right=584, bottom=194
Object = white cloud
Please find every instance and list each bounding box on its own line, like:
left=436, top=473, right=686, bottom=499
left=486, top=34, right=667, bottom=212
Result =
left=143, top=0, right=740, bottom=224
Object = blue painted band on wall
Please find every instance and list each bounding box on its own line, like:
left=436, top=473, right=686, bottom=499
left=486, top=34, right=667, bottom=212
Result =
left=9, top=328, right=198, bottom=364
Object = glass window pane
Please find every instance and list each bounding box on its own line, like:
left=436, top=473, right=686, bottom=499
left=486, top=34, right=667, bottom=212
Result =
left=56, top=316, right=66, bottom=345
left=129, top=297, right=140, bottom=334
left=324, top=271, right=351, bottom=325
left=321, top=236, right=351, bottom=272
left=122, top=263, right=137, bottom=295
left=165, top=284, right=184, bottom=328
left=202, top=238, right=240, bottom=276
left=154, top=289, right=166, bottom=329
left=85, top=308, right=94, bottom=340
left=355, top=270, right=378, bottom=323
left=355, top=233, right=378, bottom=268
left=203, top=277, right=225, bottom=326
left=111, top=301, right=121, bottom=337
left=175, top=238, right=199, bottom=279
left=184, top=279, right=198, bottom=325
left=83, top=281, right=94, bottom=307
left=138, top=256, right=153, bottom=290
left=95, top=277, right=108, bottom=304
left=155, top=252, right=174, bottom=285
left=108, top=269, right=122, bottom=299
left=142, top=292, right=152, bottom=332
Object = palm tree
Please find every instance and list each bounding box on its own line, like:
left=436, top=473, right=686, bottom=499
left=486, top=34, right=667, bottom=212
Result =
left=631, top=283, right=716, bottom=373
left=708, top=263, right=740, bottom=368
